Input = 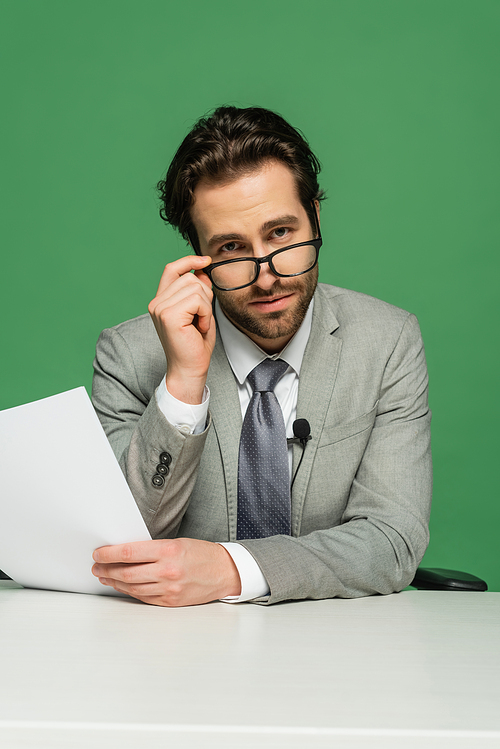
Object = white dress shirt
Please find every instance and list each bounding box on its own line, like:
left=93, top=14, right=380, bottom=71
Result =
left=155, top=298, right=313, bottom=602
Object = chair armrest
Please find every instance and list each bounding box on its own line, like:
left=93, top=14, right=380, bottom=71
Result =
left=411, top=567, right=488, bottom=591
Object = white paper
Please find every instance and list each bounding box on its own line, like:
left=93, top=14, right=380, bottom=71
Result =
left=0, top=387, right=151, bottom=595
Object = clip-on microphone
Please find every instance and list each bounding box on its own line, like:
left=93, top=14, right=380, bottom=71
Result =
left=287, top=419, right=311, bottom=489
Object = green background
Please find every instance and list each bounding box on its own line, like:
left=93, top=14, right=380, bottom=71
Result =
left=1, top=1, right=498, bottom=590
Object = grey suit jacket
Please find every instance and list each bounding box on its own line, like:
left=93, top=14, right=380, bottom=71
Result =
left=92, top=283, right=432, bottom=604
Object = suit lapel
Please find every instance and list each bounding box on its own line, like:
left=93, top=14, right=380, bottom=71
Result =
left=292, top=288, right=342, bottom=534
left=206, top=332, right=242, bottom=540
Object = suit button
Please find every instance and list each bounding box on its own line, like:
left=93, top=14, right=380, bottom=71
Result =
left=152, top=474, right=165, bottom=488
left=156, top=463, right=169, bottom=476
left=159, top=452, right=172, bottom=466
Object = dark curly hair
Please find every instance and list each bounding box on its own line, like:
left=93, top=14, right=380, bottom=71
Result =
left=157, top=106, right=325, bottom=253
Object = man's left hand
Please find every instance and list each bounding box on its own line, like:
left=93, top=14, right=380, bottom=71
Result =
left=92, top=538, right=241, bottom=606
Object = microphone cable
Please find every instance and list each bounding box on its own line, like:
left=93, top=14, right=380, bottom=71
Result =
left=287, top=418, right=311, bottom=490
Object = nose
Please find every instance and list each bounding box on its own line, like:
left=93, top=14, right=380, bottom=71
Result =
left=254, top=257, right=279, bottom=290
left=252, top=242, right=279, bottom=290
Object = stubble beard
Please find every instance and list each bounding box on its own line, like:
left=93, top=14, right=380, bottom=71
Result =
left=214, top=268, right=318, bottom=342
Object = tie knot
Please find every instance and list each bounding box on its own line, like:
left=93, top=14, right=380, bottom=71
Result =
left=248, top=358, right=288, bottom=393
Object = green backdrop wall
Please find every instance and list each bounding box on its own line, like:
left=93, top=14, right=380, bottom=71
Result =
left=1, top=1, right=499, bottom=590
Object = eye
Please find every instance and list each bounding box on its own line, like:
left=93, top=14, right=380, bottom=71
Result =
left=220, top=241, right=243, bottom=253
left=271, top=227, right=290, bottom=240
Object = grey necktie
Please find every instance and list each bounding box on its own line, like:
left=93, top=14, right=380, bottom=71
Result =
left=237, top=358, right=291, bottom=540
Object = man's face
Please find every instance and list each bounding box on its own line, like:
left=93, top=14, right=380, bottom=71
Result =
left=191, top=161, right=319, bottom=353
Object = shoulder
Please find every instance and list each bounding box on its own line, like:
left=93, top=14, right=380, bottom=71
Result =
left=315, top=283, right=415, bottom=333
left=316, top=283, right=411, bottom=320
left=97, top=313, right=160, bottom=353
left=313, top=284, right=424, bottom=360
left=95, top=313, right=166, bottom=386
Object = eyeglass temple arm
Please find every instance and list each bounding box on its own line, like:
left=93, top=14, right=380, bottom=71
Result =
left=311, top=201, right=321, bottom=240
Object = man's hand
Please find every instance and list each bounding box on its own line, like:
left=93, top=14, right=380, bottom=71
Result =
left=92, top=538, right=241, bottom=606
left=148, top=255, right=216, bottom=404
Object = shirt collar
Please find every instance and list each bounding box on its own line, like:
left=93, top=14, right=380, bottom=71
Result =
left=215, top=296, right=314, bottom=385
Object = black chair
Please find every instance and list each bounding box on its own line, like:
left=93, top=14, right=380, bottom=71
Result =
left=410, top=567, right=487, bottom=592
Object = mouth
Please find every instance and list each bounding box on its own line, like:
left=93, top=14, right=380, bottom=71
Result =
left=248, top=292, right=295, bottom=313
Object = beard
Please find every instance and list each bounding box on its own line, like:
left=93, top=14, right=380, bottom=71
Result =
left=214, top=267, right=318, bottom=342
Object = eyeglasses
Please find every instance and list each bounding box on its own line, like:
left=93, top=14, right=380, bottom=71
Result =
left=202, top=207, right=322, bottom=292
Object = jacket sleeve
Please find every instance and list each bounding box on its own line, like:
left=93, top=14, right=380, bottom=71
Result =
left=239, top=313, right=432, bottom=604
left=92, top=326, right=210, bottom=538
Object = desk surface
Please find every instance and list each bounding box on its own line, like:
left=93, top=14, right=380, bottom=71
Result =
left=0, top=584, right=499, bottom=749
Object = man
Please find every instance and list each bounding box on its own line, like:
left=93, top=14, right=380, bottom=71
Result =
left=91, top=106, right=432, bottom=606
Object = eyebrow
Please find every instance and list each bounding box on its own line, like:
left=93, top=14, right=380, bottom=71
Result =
left=207, top=215, right=300, bottom=249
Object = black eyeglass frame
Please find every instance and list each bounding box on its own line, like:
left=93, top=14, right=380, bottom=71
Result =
left=202, top=205, right=322, bottom=292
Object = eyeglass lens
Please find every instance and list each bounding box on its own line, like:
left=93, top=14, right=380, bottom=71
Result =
left=210, top=244, right=317, bottom=291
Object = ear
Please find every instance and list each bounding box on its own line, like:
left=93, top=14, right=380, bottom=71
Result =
left=314, top=200, right=320, bottom=228
left=310, top=200, right=321, bottom=238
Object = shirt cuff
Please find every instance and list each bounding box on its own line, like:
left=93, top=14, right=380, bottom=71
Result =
left=156, top=377, right=209, bottom=435
left=218, top=542, right=270, bottom=602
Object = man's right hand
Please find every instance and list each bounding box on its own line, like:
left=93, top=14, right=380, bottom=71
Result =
left=148, top=255, right=215, bottom=405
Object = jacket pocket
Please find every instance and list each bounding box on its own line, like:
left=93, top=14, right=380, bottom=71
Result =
left=318, top=402, right=378, bottom=448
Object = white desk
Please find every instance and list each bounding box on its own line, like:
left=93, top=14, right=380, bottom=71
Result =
left=0, top=584, right=499, bottom=749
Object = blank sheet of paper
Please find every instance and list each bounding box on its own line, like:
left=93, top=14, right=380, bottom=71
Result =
left=0, top=387, right=151, bottom=595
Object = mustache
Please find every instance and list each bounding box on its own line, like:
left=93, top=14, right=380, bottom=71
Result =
left=246, top=280, right=303, bottom=300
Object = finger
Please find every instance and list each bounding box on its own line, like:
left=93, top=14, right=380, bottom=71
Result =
left=152, top=284, right=214, bottom=335
left=194, top=267, right=214, bottom=291
left=93, top=540, right=168, bottom=565
left=149, top=273, right=213, bottom=323
left=156, top=255, right=212, bottom=297
left=153, top=265, right=213, bottom=305
left=95, top=570, right=161, bottom=590
left=151, top=278, right=213, bottom=321
left=97, top=577, right=163, bottom=599
left=97, top=575, right=183, bottom=604
left=101, top=579, right=181, bottom=607
left=92, top=561, right=156, bottom=583
left=150, top=291, right=214, bottom=341
left=193, top=271, right=216, bottom=333
left=194, top=309, right=215, bottom=335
